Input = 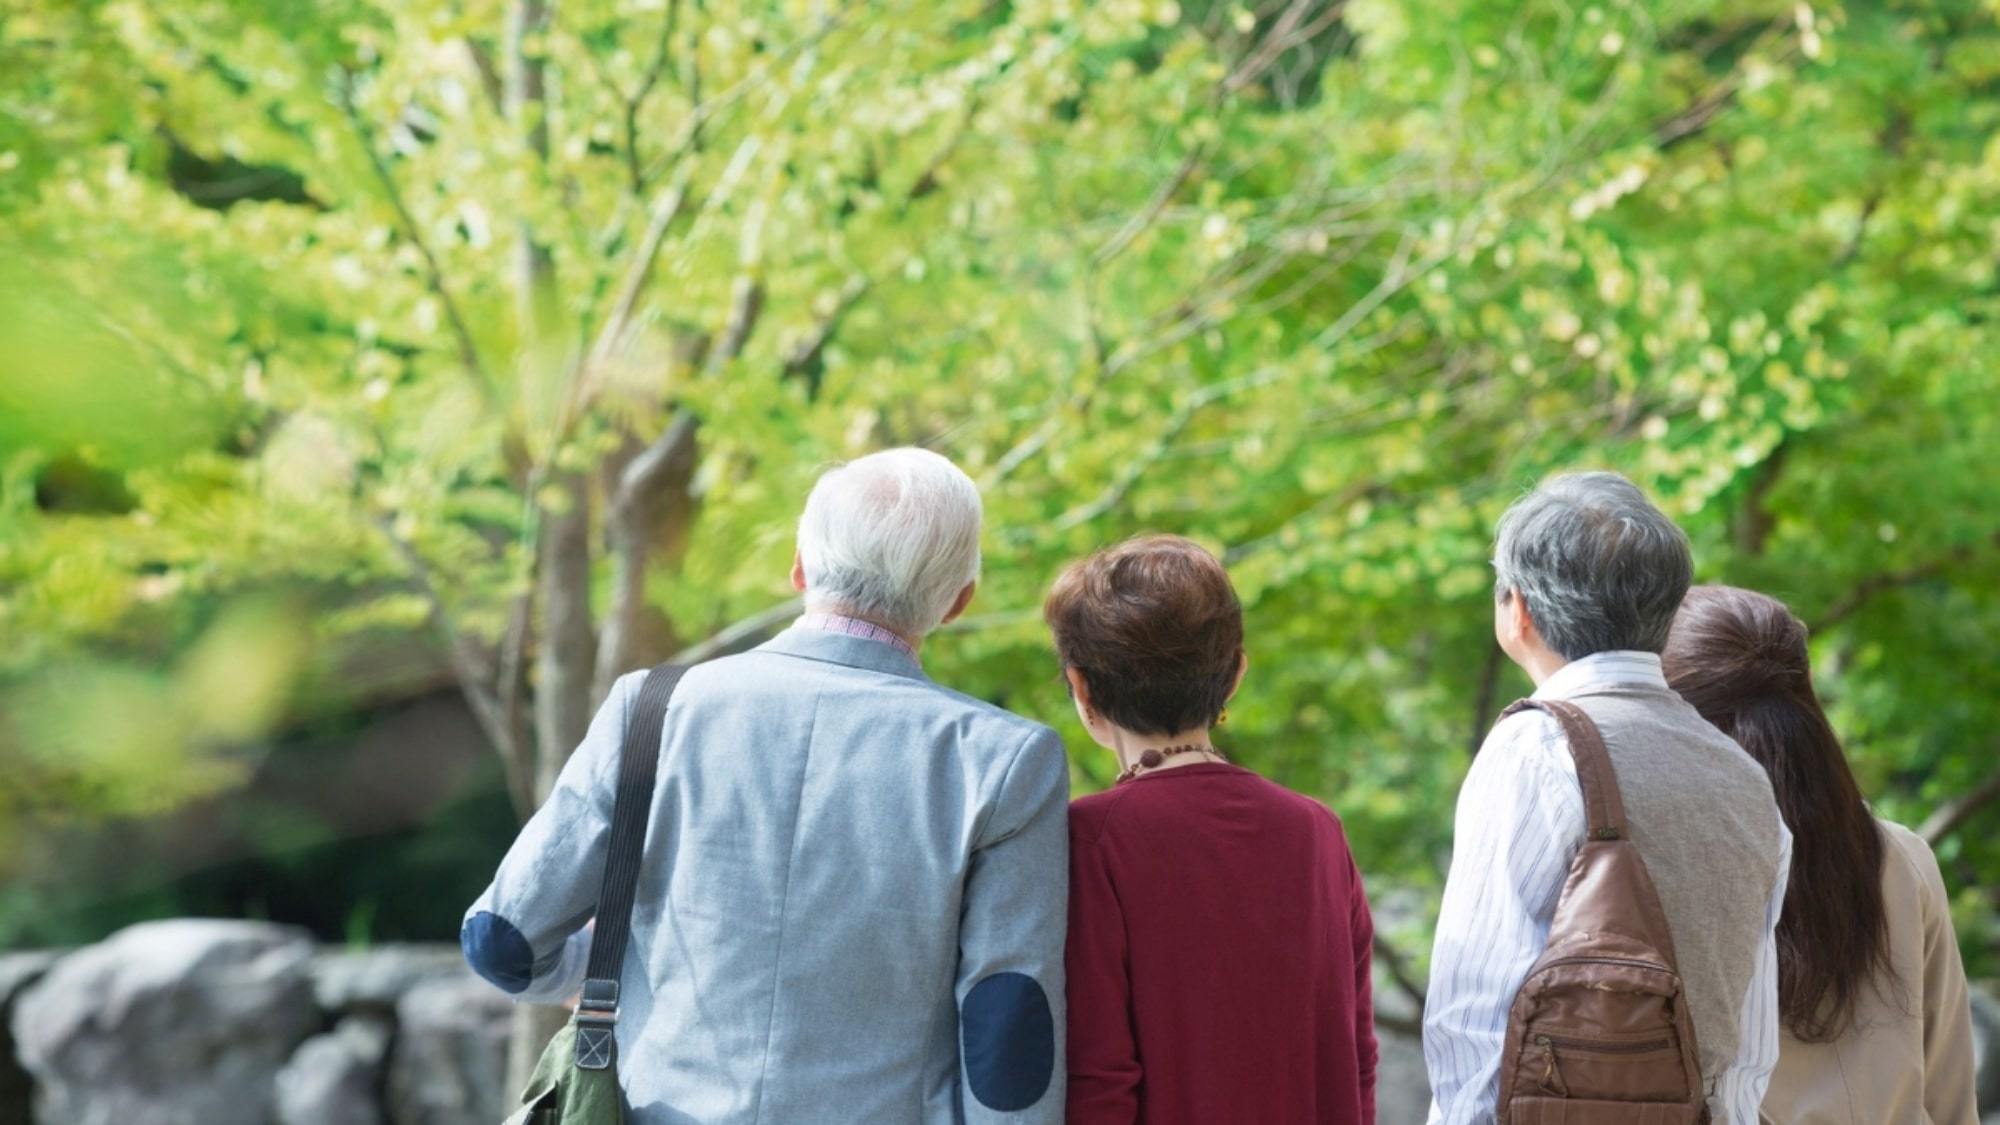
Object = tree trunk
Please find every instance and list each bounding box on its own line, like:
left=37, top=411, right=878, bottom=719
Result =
left=507, top=0, right=558, bottom=337
left=505, top=0, right=580, bottom=1091
left=507, top=1003, right=573, bottom=1101
left=593, top=414, right=700, bottom=704
left=533, top=473, right=597, bottom=795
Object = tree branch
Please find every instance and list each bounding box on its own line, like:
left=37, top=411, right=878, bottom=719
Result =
left=375, top=516, right=533, bottom=814
left=586, top=175, right=693, bottom=374
left=1467, top=638, right=1504, bottom=759
left=781, top=274, right=870, bottom=399
left=593, top=413, right=701, bottom=703
left=496, top=580, right=535, bottom=775
left=1092, top=143, right=1213, bottom=269
left=1730, top=442, right=1787, bottom=557
left=670, top=597, right=804, bottom=665
left=623, top=0, right=682, bottom=193
left=506, top=0, right=558, bottom=340
left=1309, top=225, right=1431, bottom=348
left=1222, top=478, right=1387, bottom=565
left=1091, top=0, right=1347, bottom=270
left=1831, top=191, right=1882, bottom=271
left=461, top=38, right=507, bottom=112
left=1807, top=531, right=1999, bottom=632
left=335, top=72, right=492, bottom=396
left=1223, top=0, right=1350, bottom=96
left=905, top=95, right=979, bottom=207
left=1372, top=933, right=1428, bottom=1036
left=1651, top=13, right=1797, bottom=150
left=1040, top=365, right=1288, bottom=535
left=637, top=7, right=852, bottom=188
left=532, top=473, right=596, bottom=800
left=707, top=274, right=766, bottom=371
left=1922, top=755, right=2000, bottom=846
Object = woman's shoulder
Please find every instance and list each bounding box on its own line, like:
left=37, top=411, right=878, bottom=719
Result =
left=1068, top=785, right=1138, bottom=847
left=1071, top=766, right=1347, bottom=827
left=1219, top=765, right=1345, bottom=819
left=1874, top=816, right=1949, bottom=906
left=1877, top=816, right=1936, bottom=866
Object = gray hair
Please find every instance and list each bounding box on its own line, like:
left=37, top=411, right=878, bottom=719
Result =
left=1492, top=470, right=1692, bottom=659
left=797, top=448, right=983, bottom=638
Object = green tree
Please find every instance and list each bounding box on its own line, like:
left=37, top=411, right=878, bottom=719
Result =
left=3, top=0, right=1996, bottom=1067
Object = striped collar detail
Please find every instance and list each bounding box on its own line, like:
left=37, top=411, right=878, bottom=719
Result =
left=797, top=612, right=919, bottom=659
left=1533, top=650, right=1669, bottom=701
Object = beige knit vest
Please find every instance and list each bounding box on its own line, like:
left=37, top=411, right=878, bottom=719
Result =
left=1562, top=685, right=1786, bottom=1093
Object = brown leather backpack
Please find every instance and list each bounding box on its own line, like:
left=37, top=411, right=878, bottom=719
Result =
left=1497, top=698, right=1710, bottom=1125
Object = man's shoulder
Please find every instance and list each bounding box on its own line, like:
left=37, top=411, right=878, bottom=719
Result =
left=910, top=678, right=1059, bottom=748
left=1489, top=703, right=1565, bottom=739
left=1475, top=705, right=1572, bottom=774
left=648, top=647, right=1057, bottom=755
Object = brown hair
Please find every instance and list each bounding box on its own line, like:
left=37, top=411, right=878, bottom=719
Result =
left=1043, top=535, right=1244, bottom=736
left=1661, top=584, right=1890, bottom=1042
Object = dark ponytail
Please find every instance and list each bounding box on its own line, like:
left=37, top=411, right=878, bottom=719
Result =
left=1661, top=584, right=1889, bottom=1043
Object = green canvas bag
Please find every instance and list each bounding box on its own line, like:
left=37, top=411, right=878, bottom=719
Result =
left=503, top=663, right=688, bottom=1125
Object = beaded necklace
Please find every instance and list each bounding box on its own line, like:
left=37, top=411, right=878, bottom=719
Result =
left=1116, top=743, right=1229, bottom=783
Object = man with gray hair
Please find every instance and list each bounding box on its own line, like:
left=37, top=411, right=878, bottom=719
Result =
left=463, top=447, right=1069, bottom=1123
left=1424, top=471, right=1790, bottom=1123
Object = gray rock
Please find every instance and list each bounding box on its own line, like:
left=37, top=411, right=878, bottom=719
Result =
left=277, top=1014, right=394, bottom=1125
left=311, top=945, right=467, bottom=1014
left=0, top=951, right=60, bottom=1125
left=1975, top=981, right=2000, bottom=1114
left=386, top=975, right=513, bottom=1125
left=13, top=919, right=320, bottom=1125
left=0, top=952, right=58, bottom=1002
left=1376, top=1020, right=1432, bottom=1125
left=1370, top=898, right=1434, bottom=1125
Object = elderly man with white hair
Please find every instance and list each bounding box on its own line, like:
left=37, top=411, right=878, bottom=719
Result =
left=463, top=448, right=1069, bottom=1123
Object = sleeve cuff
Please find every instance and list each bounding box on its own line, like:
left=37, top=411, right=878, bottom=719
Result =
left=463, top=911, right=593, bottom=1005
left=514, top=925, right=593, bottom=1005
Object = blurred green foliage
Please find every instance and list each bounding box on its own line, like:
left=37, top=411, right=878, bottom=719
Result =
left=0, top=0, right=1994, bottom=968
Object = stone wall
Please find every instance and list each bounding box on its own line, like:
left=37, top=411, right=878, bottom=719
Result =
left=2, top=919, right=1996, bottom=1124
left=3, top=921, right=506, bottom=1125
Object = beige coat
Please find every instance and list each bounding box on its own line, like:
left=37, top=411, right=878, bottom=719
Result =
left=1760, top=819, right=1978, bottom=1125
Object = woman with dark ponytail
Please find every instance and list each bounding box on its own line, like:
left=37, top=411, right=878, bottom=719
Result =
left=1663, top=585, right=1977, bottom=1124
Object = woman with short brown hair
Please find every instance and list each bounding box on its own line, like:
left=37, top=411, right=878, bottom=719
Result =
left=1047, top=534, right=1378, bottom=1124
left=1663, top=585, right=1978, bottom=1125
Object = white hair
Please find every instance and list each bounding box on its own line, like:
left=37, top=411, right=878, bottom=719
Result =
left=797, top=448, right=983, bottom=637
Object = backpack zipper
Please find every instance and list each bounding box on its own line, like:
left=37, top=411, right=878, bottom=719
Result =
left=1531, top=1033, right=1673, bottom=1098
left=1534, top=1036, right=1568, bottom=1096
left=1534, top=1033, right=1672, bottom=1053
left=1540, top=954, right=1673, bottom=973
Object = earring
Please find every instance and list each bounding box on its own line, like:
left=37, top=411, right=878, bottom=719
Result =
left=1218, top=707, right=1229, bottom=725
left=1085, top=709, right=1097, bottom=726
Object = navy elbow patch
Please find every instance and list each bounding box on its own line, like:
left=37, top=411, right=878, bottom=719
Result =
left=961, top=972, right=1054, bottom=1111
left=461, top=911, right=535, bottom=994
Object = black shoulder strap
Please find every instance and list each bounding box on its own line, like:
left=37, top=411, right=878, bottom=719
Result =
left=574, top=662, right=687, bottom=1070
left=1501, top=697, right=1628, bottom=842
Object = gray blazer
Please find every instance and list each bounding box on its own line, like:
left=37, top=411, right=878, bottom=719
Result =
left=463, top=625, right=1070, bottom=1123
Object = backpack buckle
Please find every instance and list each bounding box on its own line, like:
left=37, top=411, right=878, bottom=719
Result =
left=573, top=978, right=620, bottom=1070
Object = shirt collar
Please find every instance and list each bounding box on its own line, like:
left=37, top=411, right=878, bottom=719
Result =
left=759, top=618, right=928, bottom=682
left=797, top=612, right=919, bottom=658
left=1533, top=650, right=1670, bottom=701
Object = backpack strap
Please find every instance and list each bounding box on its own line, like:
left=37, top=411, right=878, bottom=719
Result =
left=1502, top=697, right=1628, bottom=842
left=574, top=662, right=688, bottom=1071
